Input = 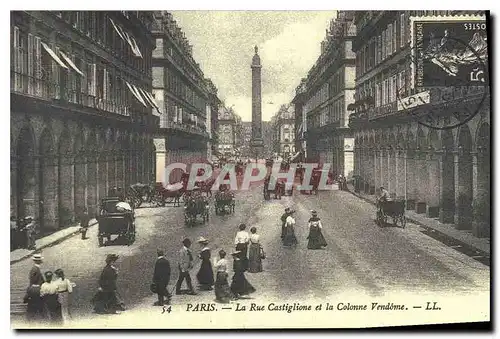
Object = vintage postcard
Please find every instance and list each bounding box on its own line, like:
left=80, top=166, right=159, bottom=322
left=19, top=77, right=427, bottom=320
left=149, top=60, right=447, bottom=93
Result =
left=10, top=10, right=490, bottom=329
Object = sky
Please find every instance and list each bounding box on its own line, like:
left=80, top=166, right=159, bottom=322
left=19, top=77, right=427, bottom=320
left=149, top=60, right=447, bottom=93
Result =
left=171, top=11, right=337, bottom=121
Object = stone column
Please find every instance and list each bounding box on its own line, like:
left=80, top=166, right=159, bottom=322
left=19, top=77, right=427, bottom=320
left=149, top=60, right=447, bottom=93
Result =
left=73, top=153, right=87, bottom=217
left=40, top=154, right=59, bottom=231
left=415, top=149, right=428, bottom=214
left=405, top=149, right=417, bottom=210
left=97, top=153, right=108, bottom=202
left=58, top=152, right=74, bottom=225
left=116, top=150, right=125, bottom=189
left=387, top=147, right=396, bottom=199
left=369, top=148, right=376, bottom=194
left=426, top=148, right=441, bottom=218
left=107, top=151, right=116, bottom=191
left=472, top=148, right=490, bottom=237
left=86, top=152, right=98, bottom=216
left=454, top=147, right=473, bottom=230
left=11, top=155, right=17, bottom=217
left=395, top=148, right=406, bottom=200
left=439, top=148, right=455, bottom=223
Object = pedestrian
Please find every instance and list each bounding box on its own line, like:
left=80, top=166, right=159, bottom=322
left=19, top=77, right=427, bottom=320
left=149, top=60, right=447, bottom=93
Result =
left=24, top=254, right=45, bottom=322
left=248, top=227, right=263, bottom=273
left=22, top=216, right=36, bottom=250
left=175, top=238, right=197, bottom=295
left=54, top=268, right=73, bottom=323
left=40, top=271, right=62, bottom=325
left=230, top=251, right=256, bottom=300
left=80, top=207, right=91, bottom=240
left=196, top=237, right=214, bottom=291
left=214, top=250, right=232, bottom=303
left=93, top=254, right=125, bottom=314
left=234, top=223, right=250, bottom=270
left=280, top=208, right=290, bottom=239
left=11, top=216, right=18, bottom=251
left=283, top=209, right=298, bottom=247
left=306, top=210, right=328, bottom=250
left=152, top=249, right=171, bottom=306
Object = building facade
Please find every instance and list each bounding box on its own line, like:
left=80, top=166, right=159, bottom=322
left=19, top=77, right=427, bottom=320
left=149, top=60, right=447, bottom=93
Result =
left=292, top=12, right=356, bottom=178
left=11, top=11, right=158, bottom=232
left=271, top=104, right=296, bottom=159
left=151, top=11, right=215, bottom=183
left=349, top=11, right=490, bottom=237
left=206, top=78, right=221, bottom=162
left=217, top=107, right=237, bottom=158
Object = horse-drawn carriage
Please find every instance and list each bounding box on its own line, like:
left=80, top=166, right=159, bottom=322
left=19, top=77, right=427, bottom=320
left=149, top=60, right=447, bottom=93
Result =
left=376, top=200, right=406, bottom=228
left=263, top=176, right=285, bottom=200
left=214, top=190, right=235, bottom=215
left=184, top=193, right=210, bottom=225
left=150, top=182, right=184, bottom=207
left=97, top=197, right=136, bottom=247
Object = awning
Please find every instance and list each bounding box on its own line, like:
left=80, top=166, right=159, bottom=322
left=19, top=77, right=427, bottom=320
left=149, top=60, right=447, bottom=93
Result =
left=138, top=87, right=159, bottom=110
left=125, top=81, right=147, bottom=107
left=142, top=90, right=160, bottom=110
left=131, top=84, right=148, bottom=107
left=41, top=42, right=68, bottom=69
left=129, top=35, right=143, bottom=58
left=122, top=31, right=142, bottom=58
left=109, top=18, right=126, bottom=41
left=59, top=51, right=84, bottom=76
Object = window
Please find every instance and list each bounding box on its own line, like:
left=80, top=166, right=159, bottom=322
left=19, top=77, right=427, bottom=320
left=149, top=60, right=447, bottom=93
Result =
left=381, top=30, right=386, bottom=60
left=377, top=35, right=382, bottom=64
left=388, top=24, right=393, bottom=56
left=400, top=13, right=406, bottom=47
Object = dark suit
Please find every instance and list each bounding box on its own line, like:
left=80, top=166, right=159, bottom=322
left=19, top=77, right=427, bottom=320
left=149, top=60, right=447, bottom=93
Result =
left=153, top=257, right=171, bottom=305
left=29, top=265, right=44, bottom=286
left=25, top=265, right=44, bottom=321
left=280, top=213, right=289, bottom=239
left=94, top=265, right=123, bottom=314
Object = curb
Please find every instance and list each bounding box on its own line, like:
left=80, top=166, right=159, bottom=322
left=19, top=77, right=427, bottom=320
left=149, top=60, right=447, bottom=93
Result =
left=10, top=220, right=98, bottom=265
left=346, top=190, right=490, bottom=258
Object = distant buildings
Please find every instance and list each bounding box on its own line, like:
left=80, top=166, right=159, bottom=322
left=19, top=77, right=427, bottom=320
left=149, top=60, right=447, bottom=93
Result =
left=291, top=11, right=356, bottom=178
left=271, top=105, right=296, bottom=160
left=150, top=11, right=221, bottom=182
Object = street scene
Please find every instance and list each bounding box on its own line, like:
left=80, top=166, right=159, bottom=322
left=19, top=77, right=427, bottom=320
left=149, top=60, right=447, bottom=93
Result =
left=10, top=10, right=490, bottom=329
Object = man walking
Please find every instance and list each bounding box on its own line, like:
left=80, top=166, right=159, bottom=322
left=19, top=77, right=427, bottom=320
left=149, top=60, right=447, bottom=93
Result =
left=176, top=238, right=196, bottom=295
left=280, top=208, right=290, bottom=240
left=24, top=254, right=45, bottom=321
left=153, top=249, right=171, bottom=306
left=22, top=216, right=36, bottom=250
left=80, top=208, right=91, bottom=240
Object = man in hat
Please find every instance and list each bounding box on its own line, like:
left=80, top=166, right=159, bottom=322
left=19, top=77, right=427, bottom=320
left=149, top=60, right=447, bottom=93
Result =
left=176, top=238, right=196, bottom=295
left=24, top=253, right=45, bottom=322
left=281, top=208, right=291, bottom=240
left=95, top=254, right=124, bottom=314
left=80, top=207, right=91, bottom=240
left=22, top=216, right=36, bottom=250
left=152, top=249, right=171, bottom=306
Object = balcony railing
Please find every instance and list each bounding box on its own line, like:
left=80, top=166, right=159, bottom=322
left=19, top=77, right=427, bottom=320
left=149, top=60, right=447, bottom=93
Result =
left=161, top=119, right=209, bottom=138
left=11, top=71, right=132, bottom=117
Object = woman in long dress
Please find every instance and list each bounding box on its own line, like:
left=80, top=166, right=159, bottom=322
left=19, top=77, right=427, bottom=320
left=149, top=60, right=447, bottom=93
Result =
left=54, top=269, right=73, bottom=323
left=248, top=227, right=263, bottom=273
left=307, top=210, right=328, bottom=249
left=40, top=271, right=62, bottom=325
left=214, top=250, right=232, bottom=303
left=283, top=210, right=298, bottom=247
left=230, top=251, right=256, bottom=299
left=196, top=237, right=214, bottom=291
left=234, top=223, right=250, bottom=270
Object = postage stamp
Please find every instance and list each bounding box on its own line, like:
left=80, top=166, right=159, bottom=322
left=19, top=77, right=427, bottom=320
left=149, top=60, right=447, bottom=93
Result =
left=401, top=14, right=490, bottom=130
left=410, top=15, right=489, bottom=88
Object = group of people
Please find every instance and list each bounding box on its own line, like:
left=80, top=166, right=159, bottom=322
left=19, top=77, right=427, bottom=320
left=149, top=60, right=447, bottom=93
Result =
left=23, top=254, right=74, bottom=325
left=151, top=225, right=263, bottom=306
left=11, top=216, right=37, bottom=251
left=280, top=208, right=328, bottom=250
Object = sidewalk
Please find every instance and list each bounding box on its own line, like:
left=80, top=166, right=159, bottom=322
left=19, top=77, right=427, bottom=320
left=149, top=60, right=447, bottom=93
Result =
left=346, top=184, right=490, bottom=256
left=10, top=219, right=98, bottom=265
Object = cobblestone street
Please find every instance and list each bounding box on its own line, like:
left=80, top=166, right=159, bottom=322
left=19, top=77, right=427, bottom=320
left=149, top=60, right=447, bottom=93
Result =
left=11, top=181, right=489, bottom=328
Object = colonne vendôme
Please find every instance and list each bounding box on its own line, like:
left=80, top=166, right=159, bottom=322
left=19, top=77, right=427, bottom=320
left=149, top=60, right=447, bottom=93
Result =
left=160, top=162, right=335, bottom=191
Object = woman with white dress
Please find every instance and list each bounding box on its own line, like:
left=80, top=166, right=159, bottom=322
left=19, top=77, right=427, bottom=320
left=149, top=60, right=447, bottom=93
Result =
left=234, top=223, right=250, bottom=270
left=54, top=268, right=73, bottom=323
left=213, top=250, right=232, bottom=303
